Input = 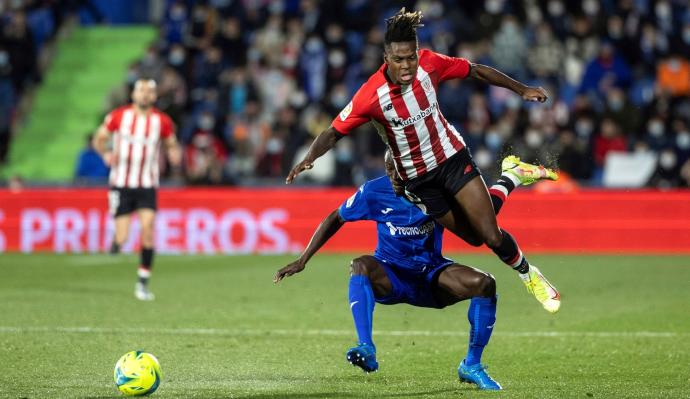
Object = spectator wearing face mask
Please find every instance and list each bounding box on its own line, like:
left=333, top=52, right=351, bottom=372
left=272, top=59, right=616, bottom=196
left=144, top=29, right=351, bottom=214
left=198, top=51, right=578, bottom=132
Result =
left=601, top=87, right=641, bottom=138
left=579, top=42, right=632, bottom=99
left=185, top=131, right=226, bottom=185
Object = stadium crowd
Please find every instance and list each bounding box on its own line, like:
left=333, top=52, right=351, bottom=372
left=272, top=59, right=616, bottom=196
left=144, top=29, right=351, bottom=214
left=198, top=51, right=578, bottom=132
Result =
left=0, top=0, right=105, bottom=165
left=4, top=0, right=690, bottom=188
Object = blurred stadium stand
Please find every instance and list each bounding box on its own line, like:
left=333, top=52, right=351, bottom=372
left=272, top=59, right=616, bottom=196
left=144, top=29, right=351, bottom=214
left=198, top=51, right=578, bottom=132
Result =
left=1, top=0, right=689, bottom=189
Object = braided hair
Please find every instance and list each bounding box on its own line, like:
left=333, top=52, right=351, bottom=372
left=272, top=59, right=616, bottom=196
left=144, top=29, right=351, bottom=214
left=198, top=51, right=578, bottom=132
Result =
left=384, top=8, right=424, bottom=47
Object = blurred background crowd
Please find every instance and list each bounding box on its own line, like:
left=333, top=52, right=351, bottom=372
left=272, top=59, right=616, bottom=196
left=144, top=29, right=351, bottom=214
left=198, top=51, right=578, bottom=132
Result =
left=2, top=0, right=690, bottom=188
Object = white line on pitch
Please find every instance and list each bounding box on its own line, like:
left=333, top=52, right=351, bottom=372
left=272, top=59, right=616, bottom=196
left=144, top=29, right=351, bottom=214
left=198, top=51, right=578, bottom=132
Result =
left=0, top=326, right=685, bottom=338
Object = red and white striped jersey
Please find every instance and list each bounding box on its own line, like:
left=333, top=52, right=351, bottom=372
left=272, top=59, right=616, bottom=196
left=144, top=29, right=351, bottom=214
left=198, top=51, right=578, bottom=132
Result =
left=331, top=49, right=471, bottom=181
left=104, top=105, right=175, bottom=188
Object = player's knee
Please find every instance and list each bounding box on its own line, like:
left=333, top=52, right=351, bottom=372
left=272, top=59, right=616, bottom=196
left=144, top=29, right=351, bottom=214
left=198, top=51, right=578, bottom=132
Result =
left=350, top=257, right=372, bottom=276
left=476, top=273, right=496, bottom=297
left=483, top=229, right=503, bottom=249
left=464, top=235, right=483, bottom=247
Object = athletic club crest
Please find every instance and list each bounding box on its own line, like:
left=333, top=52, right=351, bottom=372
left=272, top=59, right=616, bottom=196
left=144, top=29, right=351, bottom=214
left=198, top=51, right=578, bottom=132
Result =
left=421, top=79, right=432, bottom=93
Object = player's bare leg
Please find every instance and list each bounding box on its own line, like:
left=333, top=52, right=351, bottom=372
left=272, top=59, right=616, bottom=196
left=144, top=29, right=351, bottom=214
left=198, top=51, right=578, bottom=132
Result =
left=347, top=256, right=392, bottom=373
left=135, top=209, right=156, bottom=301
left=436, top=176, right=560, bottom=313
left=111, top=215, right=131, bottom=254
left=433, top=264, right=495, bottom=306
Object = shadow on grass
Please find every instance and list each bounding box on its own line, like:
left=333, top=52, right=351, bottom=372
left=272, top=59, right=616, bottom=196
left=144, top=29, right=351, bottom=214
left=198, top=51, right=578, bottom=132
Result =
left=209, top=388, right=462, bottom=399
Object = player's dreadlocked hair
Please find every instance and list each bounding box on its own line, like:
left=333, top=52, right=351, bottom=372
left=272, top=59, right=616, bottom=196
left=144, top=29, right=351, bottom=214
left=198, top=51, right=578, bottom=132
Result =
left=384, top=8, right=424, bottom=47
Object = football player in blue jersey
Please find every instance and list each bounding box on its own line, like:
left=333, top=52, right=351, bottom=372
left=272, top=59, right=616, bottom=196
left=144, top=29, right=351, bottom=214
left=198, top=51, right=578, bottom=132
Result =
left=274, top=152, right=554, bottom=390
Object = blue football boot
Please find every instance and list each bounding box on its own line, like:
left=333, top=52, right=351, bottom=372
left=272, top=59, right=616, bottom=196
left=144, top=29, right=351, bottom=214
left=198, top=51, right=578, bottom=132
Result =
left=458, top=360, right=502, bottom=390
left=346, top=343, right=378, bottom=373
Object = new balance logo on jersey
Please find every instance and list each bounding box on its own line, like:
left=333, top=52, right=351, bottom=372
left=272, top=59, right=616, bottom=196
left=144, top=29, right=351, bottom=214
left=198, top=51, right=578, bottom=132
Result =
left=381, top=208, right=393, bottom=214
left=385, top=221, right=435, bottom=236
left=390, top=102, right=438, bottom=127
left=383, top=103, right=393, bottom=111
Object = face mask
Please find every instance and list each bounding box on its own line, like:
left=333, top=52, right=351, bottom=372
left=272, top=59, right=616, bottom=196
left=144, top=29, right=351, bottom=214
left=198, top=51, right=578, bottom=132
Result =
left=143, top=53, right=157, bottom=66
left=459, top=48, right=474, bottom=60
left=126, top=70, right=139, bottom=84
left=575, top=119, right=593, bottom=138
left=655, top=2, right=671, bottom=19
left=266, top=137, right=283, bottom=154
left=485, top=0, right=503, bottom=14
left=169, top=50, right=185, bottom=66
left=608, top=97, right=623, bottom=111
left=506, top=95, right=522, bottom=110
left=199, top=116, right=215, bottom=131
left=473, top=148, right=493, bottom=169
left=677, top=132, right=690, bottom=150
left=427, top=2, right=444, bottom=19
left=305, top=37, right=323, bottom=52
left=330, top=92, right=349, bottom=109
left=526, top=129, right=543, bottom=148
left=547, top=0, right=565, bottom=17
left=193, top=8, right=207, bottom=22
left=328, top=50, right=346, bottom=68
left=659, top=150, right=676, bottom=170
left=485, top=131, right=502, bottom=151
left=648, top=121, right=664, bottom=137
left=583, top=0, right=599, bottom=16
left=608, top=22, right=623, bottom=39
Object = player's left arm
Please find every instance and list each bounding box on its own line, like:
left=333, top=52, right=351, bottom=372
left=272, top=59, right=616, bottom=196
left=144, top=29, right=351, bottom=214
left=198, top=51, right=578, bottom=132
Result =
left=469, top=63, right=548, bottom=103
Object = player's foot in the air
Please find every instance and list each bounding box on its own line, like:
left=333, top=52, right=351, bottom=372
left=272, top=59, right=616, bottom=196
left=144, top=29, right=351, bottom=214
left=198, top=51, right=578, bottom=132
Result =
left=520, top=265, right=560, bottom=313
left=134, top=282, right=155, bottom=301
left=346, top=343, right=378, bottom=373
left=502, top=155, right=558, bottom=186
left=458, top=360, right=502, bottom=390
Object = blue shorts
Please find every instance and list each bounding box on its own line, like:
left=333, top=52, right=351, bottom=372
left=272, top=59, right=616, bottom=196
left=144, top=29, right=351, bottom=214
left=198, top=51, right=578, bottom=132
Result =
left=373, top=256, right=454, bottom=309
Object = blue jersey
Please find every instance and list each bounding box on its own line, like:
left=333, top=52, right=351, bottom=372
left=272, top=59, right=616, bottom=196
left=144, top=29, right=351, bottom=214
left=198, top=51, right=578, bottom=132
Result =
left=338, top=176, right=450, bottom=271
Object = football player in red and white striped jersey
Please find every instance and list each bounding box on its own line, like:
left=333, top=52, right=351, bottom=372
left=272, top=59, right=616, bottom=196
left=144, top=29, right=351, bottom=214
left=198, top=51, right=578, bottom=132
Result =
left=93, top=79, right=181, bottom=301
left=287, top=9, right=561, bottom=316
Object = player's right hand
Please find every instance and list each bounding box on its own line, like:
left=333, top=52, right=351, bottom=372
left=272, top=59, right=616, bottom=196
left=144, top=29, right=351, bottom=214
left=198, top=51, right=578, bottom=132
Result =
left=285, top=159, right=313, bottom=184
left=273, top=260, right=306, bottom=283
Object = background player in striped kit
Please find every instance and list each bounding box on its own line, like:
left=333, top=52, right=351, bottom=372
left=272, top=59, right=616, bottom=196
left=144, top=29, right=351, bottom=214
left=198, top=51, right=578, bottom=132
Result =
left=93, top=79, right=181, bottom=300
left=286, top=8, right=561, bottom=313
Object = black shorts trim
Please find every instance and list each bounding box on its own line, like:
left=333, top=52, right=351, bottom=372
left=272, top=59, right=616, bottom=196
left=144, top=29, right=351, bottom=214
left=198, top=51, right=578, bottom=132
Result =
left=109, top=188, right=157, bottom=217
left=403, top=148, right=481, bottom=218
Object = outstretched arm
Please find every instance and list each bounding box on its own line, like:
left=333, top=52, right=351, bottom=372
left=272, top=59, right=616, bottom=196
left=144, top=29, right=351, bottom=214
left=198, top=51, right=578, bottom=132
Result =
left=286, top=127, right=342, bottom=184
left=273, top=209, right=346, bottom=283
left=469, top=63, right=548, bottom=103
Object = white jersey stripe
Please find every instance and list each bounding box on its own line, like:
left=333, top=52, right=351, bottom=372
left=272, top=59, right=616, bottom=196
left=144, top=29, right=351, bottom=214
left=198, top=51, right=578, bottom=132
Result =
left=113, top=109, right=135, bottom=188
left=126, top=113, right=148, bottom=188
left=418, top=66, right=465, bottom=158
left=142, top=114, right=161, bottom=188
left=377, top=83, right=417, bottom=179
left=400, top=77, right=438, bottom=171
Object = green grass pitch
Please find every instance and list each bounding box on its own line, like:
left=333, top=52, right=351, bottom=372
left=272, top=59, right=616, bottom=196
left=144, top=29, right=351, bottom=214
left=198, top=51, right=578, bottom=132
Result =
left=1, top=254, right=688, bottom=398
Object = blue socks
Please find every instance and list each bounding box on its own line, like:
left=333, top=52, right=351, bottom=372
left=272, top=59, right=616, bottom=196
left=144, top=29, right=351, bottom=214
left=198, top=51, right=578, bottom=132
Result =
left=349, top=275, right=375, bottom=347
left=465, top=295, right=497, bottom=366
